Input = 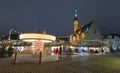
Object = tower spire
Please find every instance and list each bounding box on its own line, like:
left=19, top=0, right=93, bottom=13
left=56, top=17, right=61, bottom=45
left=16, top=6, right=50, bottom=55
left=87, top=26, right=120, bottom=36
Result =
left=74, top=9, right=78, bottom=18
left=73, top=9, right=79, bottom=32
left=74, top=9, right=78, bottom=20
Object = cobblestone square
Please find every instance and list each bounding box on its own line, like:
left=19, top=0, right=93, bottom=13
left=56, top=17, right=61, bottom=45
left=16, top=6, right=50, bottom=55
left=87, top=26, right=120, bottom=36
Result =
left=0, top=54, right=120, bottom=73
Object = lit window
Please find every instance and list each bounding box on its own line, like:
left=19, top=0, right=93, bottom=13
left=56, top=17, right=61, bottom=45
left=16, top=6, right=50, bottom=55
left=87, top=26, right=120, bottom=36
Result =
left=85, top=28, right=88, bottom=33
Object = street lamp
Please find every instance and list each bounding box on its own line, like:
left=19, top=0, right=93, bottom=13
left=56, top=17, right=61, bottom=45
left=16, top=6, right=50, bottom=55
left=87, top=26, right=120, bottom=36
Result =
left=8, top=29, right=13, bottom=40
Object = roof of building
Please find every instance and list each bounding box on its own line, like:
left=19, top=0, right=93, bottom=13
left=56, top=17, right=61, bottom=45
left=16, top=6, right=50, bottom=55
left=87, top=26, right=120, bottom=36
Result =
left=83, top=21, right=94, bottom=29
left=73, top=20, right=94, bottom=35
left=108, top=33, right=120, bottom=38
left=103, top=33, right=120, bottom=39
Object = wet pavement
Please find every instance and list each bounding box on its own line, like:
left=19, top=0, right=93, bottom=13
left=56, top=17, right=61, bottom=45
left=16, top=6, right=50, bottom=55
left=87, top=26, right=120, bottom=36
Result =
left=0, top=54, right=120, bottom=73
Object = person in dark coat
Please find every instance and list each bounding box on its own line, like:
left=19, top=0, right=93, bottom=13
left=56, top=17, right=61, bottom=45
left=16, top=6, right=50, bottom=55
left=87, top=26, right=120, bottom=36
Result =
left=59, top=47, right=62, bottom=58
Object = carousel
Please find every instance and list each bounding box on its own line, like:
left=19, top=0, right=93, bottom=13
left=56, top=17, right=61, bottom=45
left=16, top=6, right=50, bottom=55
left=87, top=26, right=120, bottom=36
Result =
left=14, top=33, right=56, bottom=64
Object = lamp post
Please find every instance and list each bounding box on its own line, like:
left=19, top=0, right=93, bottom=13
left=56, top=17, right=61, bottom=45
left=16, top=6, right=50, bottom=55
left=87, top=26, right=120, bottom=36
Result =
left=8, top=29, right=13, bottom=40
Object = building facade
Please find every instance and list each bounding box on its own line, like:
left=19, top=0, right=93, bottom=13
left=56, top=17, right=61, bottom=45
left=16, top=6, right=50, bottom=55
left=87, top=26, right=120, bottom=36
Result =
left=103, top=34, right=120, bottom=51
left=70, top=10, right=103, bottom=47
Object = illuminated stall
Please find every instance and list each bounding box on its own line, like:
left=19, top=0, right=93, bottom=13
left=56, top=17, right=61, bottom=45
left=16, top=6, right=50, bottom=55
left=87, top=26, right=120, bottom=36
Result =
left=14, top=33, right=56, bottom=64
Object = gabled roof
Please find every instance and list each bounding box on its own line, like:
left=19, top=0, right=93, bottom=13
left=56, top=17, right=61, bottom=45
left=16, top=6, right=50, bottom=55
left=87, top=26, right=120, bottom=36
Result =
left=72, top=20, right=97, bottom=37
left=73, top=21, right=94, bottom=35
left=83, top=21, right=94, bottom=29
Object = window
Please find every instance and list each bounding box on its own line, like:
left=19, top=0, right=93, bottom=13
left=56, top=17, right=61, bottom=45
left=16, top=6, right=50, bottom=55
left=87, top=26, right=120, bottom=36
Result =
left=85, top=28, right=88, bottom=33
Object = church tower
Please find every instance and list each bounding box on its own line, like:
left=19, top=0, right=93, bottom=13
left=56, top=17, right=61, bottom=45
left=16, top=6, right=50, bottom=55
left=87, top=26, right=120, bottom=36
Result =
left=74, top=9, right=78, bottom=32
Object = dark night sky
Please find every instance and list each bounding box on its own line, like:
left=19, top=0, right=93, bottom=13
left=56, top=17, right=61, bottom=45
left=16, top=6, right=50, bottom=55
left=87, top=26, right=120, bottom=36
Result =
left=0, top=0, right=120, bottom=36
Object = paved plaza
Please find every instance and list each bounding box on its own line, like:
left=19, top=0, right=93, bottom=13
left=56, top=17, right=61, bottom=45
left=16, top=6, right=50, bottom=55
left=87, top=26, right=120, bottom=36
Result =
left=0, top=54, right=120, bottom=73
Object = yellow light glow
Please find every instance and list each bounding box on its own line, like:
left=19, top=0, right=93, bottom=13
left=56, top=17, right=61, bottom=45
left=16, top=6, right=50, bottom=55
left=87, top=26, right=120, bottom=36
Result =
left=81, top=33, right=85, bottom=39
left=74, top=20, right=78, bottom=24
left=19, top=33, right=56, bottom=43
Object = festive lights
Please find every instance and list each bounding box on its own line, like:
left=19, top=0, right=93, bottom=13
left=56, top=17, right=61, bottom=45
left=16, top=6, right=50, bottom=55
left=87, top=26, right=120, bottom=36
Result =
left=19, top=33, right=56, bottom=42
